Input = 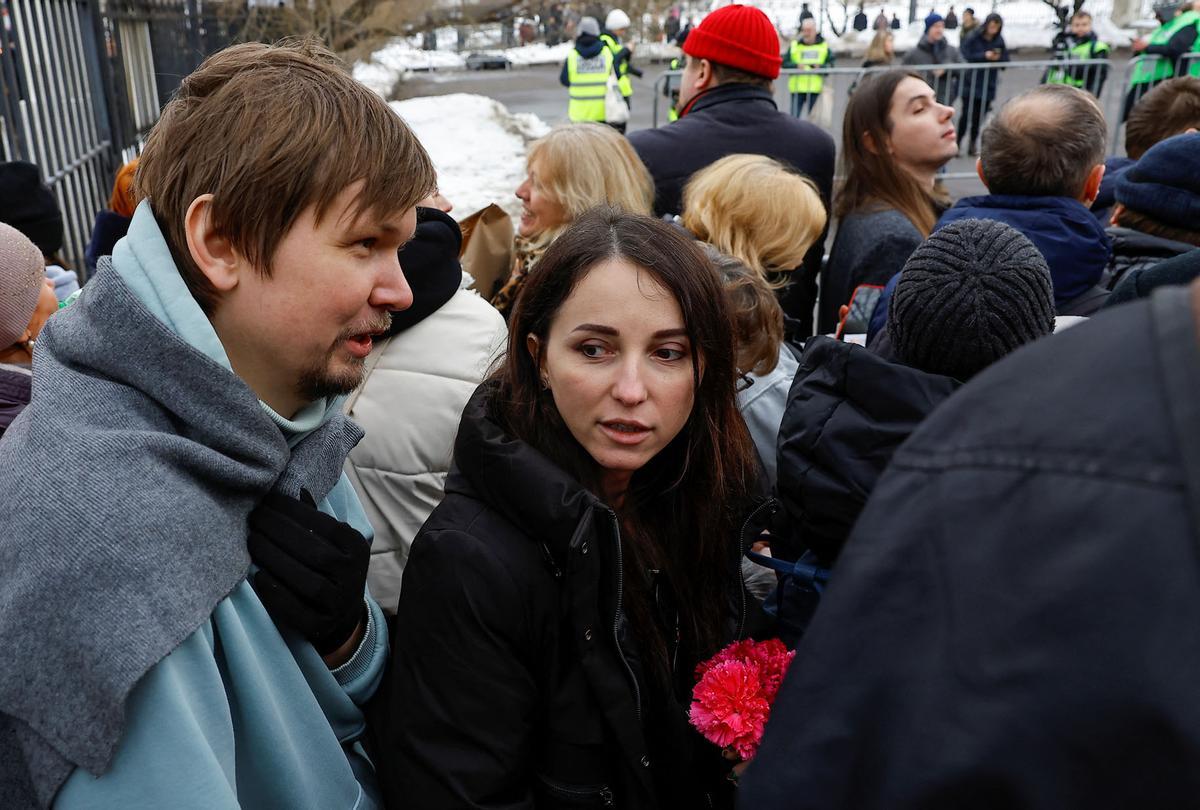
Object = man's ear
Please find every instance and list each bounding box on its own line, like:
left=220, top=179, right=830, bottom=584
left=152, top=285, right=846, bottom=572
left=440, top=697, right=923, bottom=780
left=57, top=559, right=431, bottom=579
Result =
left=975, top=157, right=991, bottom=191
left=694, top=58, right=715, bottom=91
left=184, top=194, right=242, bottom=293
left=1080, top=163, right=1106, bottom=206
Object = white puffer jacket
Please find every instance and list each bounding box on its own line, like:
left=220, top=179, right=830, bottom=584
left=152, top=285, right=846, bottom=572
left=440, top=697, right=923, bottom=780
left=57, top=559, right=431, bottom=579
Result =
left=345, top=277, right=507, bottom=613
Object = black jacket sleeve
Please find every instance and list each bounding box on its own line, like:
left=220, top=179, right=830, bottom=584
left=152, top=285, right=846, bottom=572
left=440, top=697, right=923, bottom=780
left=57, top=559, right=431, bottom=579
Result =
left=560, top=58, right=570, bottom=87
left=380, top=529, right=543, bottom=809
left=1146, top=22, right=1198, bottom=60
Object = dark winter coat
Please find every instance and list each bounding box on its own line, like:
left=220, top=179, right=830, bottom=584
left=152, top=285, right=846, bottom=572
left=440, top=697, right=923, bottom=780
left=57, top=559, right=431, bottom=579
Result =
left=742, top=285, right=1200, bottom=809
left=628, top=83, right=836, bottom=335
left=0, top=362, right=31, bottom=438
left=939, top=194, right=1112, bottom=313
left=819, top=207, right=923, bottom=335
left=1108, top=246, right=1200, bottom=307
left=83, top=210, right=132, bottom=276
left=1103, top=226, right=1197, bottom=291
left=375, top=384, right=773, bottom=809
left=900, top=35, right=962, bottom=104
left=959, top=24, right=1009, bottom=100
left=776, top=337, right=959, bottom=567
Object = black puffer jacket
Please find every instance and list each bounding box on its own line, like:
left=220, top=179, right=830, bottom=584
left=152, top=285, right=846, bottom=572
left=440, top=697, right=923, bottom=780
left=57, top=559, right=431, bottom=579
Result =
left=377, top=384, right=773, bottom=809
left=776, top=337, right=959, bottom=566
left=1103, top=226, right=1196, bottom=292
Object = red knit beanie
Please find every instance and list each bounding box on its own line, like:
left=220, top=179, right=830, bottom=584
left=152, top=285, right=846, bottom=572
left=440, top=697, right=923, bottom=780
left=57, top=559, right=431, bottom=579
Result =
left=682, top=5, right=782, bottom=79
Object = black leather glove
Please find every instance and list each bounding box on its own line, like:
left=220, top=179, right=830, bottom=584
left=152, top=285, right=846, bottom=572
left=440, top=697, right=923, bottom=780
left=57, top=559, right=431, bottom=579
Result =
left=248, top=490, right=369, bottom=656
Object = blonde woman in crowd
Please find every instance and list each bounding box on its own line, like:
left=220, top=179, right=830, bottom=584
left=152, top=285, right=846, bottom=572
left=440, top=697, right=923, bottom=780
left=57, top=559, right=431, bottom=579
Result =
left=491, top=123, right=655, bottom=317
left=682, top=153, right=825, bottom=290
left=680, top=153, right=827, bottom=487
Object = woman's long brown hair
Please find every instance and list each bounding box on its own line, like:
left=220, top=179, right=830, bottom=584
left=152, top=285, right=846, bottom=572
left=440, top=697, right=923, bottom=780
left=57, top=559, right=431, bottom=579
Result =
left=490, top=207, right=761, bottom=671
left=836, top=69, right=941, bottom=236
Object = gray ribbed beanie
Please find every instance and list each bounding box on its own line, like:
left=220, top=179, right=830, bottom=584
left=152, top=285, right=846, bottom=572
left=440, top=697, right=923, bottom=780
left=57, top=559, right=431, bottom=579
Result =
left=0, top=222, right=47, bottom=349
left=887, top=218, right=1055, bottom=380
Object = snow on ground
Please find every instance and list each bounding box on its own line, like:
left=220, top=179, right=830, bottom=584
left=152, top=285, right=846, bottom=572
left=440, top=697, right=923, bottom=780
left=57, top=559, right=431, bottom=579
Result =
left=391, top=94, right=550, bottom=221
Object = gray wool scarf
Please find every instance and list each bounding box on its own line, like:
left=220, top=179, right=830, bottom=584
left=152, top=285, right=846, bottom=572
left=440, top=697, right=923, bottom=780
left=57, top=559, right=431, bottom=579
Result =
left=0, top=263, right=363, bottom=807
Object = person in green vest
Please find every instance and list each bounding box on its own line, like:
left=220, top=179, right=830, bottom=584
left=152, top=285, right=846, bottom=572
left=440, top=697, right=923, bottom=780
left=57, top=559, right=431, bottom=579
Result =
left=663, top=27, right=689, bottom=122
left=784, top=17, right=834, bottom=117
left=560, top=17, right=616, bottom=127
left=1046, top=11, right=1111, bottom=96
left=1124, top=0, right=1200, bottom=120
left=601, top=9, right=642, bottom=111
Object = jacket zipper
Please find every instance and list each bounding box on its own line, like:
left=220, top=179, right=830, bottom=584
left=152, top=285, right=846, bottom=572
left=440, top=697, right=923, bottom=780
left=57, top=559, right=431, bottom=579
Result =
left=736, top=499, right=777, bottom=640
left=539, top=775, right=615, bottom=807
left=606, top=508, right=642, bottom=722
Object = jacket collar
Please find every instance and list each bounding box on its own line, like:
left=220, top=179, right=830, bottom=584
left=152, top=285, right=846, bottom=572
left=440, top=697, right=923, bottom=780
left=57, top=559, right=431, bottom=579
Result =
left=450, top=383, right=605, bottom=558
left=683, top=82, right=776, bottom=118
left=940, top=194, right=1112, bottom=307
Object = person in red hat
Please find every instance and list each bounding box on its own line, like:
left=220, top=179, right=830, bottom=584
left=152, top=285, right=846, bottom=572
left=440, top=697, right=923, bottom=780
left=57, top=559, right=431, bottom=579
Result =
left=629, top=4, right=835, bottom=337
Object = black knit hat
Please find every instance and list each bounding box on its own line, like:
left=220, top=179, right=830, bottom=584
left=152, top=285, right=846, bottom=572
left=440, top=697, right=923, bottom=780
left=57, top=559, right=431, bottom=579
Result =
left=1116, top=132, right=1200, bottom=232
left=0, top=161, right=63, bottom=257
left=887, top=218, right=1055, bottom=380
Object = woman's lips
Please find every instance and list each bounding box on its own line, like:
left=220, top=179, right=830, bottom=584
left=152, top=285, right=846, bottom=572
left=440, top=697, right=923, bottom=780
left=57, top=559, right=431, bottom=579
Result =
left=599, top=420, right=652, bottom=445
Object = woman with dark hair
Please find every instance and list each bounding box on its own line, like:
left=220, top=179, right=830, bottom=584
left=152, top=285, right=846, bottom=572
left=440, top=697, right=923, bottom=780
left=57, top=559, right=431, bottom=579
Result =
left=959, top=12, right=1009, bottom=156
left=818, top=70, right=957, bottom=333
left=378, top=207, right=769, bottom=808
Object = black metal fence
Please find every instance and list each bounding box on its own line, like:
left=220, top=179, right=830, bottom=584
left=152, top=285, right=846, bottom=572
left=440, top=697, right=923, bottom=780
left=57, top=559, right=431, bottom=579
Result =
left=0, top=0, right=229, bottom=274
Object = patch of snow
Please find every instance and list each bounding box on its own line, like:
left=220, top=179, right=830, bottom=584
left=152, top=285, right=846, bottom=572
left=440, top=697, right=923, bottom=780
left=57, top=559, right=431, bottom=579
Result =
left=391, top=94, right=551, bottom=221
left=495, top=41, right=574, bottom=65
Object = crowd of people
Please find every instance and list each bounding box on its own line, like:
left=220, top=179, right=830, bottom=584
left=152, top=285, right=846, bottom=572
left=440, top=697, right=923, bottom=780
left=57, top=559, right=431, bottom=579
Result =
left=3, top=3, right=1200, bottom=807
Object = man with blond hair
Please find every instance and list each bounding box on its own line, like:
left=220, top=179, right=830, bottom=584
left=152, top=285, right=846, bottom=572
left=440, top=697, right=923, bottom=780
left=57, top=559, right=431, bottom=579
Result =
left=0, top=40, right=435, bottom=808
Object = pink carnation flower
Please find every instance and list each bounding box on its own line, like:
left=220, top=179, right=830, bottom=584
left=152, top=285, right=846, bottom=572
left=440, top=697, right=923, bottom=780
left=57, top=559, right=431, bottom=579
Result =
left=689, top=660, right=771, bottom=760
left=689, top=639, right=795, bottom=760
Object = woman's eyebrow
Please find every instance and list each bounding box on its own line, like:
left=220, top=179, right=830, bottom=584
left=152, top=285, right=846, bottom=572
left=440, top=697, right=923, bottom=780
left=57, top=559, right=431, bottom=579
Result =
left=571, top=323, right=618, bottom=335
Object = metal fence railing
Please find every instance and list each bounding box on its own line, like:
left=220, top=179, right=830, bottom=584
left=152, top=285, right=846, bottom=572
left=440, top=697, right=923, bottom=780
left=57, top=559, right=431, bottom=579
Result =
left=652, top=56, right=1200, bottom=184
left=0, top=0, right=229, bottom=276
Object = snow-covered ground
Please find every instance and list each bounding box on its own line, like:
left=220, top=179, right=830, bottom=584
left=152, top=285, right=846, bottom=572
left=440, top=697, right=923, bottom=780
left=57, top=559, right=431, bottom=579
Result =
left=390, top=94, right=550, bottom=221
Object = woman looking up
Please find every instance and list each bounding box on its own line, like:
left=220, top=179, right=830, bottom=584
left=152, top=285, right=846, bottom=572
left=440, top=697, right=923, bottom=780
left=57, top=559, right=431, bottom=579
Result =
left=819, top=70, right=958, bottom=333
left=490, top=123, right=655, bottom=318
left=381, top=208, right=768, bottom=809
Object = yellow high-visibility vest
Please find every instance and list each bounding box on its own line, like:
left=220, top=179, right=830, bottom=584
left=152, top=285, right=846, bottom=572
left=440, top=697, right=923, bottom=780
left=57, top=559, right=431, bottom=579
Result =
left=788, top=39, right=830, bottom=94
left=567, top=47, right=614, bottom=122
left=600, top=34, right=634, bottom=97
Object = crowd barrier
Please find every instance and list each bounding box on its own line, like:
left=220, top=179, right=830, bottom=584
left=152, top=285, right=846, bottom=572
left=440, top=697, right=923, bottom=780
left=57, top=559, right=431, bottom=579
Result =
left=652, top=54, right=1200, bottom=184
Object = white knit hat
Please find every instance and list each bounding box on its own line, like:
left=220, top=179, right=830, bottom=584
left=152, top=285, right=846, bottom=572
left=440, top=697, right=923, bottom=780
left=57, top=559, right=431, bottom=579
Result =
left=0, top=222, right=47, bottom=348
left=606, top=9, right=631, bottom=30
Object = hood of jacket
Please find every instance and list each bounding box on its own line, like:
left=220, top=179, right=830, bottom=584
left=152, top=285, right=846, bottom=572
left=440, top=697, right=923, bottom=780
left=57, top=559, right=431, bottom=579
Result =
left=387, top=206, right=464, bottom=336
left=777, top=336, right=960, bottom=566
left=575, top=33, right=606, bottom=58
left=939, top=195, right=1112, bottom=308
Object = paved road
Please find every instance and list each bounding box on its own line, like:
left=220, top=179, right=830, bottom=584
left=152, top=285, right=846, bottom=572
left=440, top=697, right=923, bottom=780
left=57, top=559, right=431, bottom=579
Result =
left=399, top=53, right=1132, bottom=201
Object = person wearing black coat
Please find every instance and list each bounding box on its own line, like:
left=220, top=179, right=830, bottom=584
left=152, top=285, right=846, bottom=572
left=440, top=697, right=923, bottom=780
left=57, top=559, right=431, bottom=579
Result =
left=628, top=4, right=835, bottom=338
left=958, top=12, right=1009, bottom=155
left=742, top=282, right=1200, bottom=809
left=374, top=210, right=771, bottom=810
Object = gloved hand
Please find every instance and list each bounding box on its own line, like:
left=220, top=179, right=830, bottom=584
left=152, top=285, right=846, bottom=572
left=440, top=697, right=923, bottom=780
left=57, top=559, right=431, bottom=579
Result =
left=248, top=490, right=369, bottom=656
